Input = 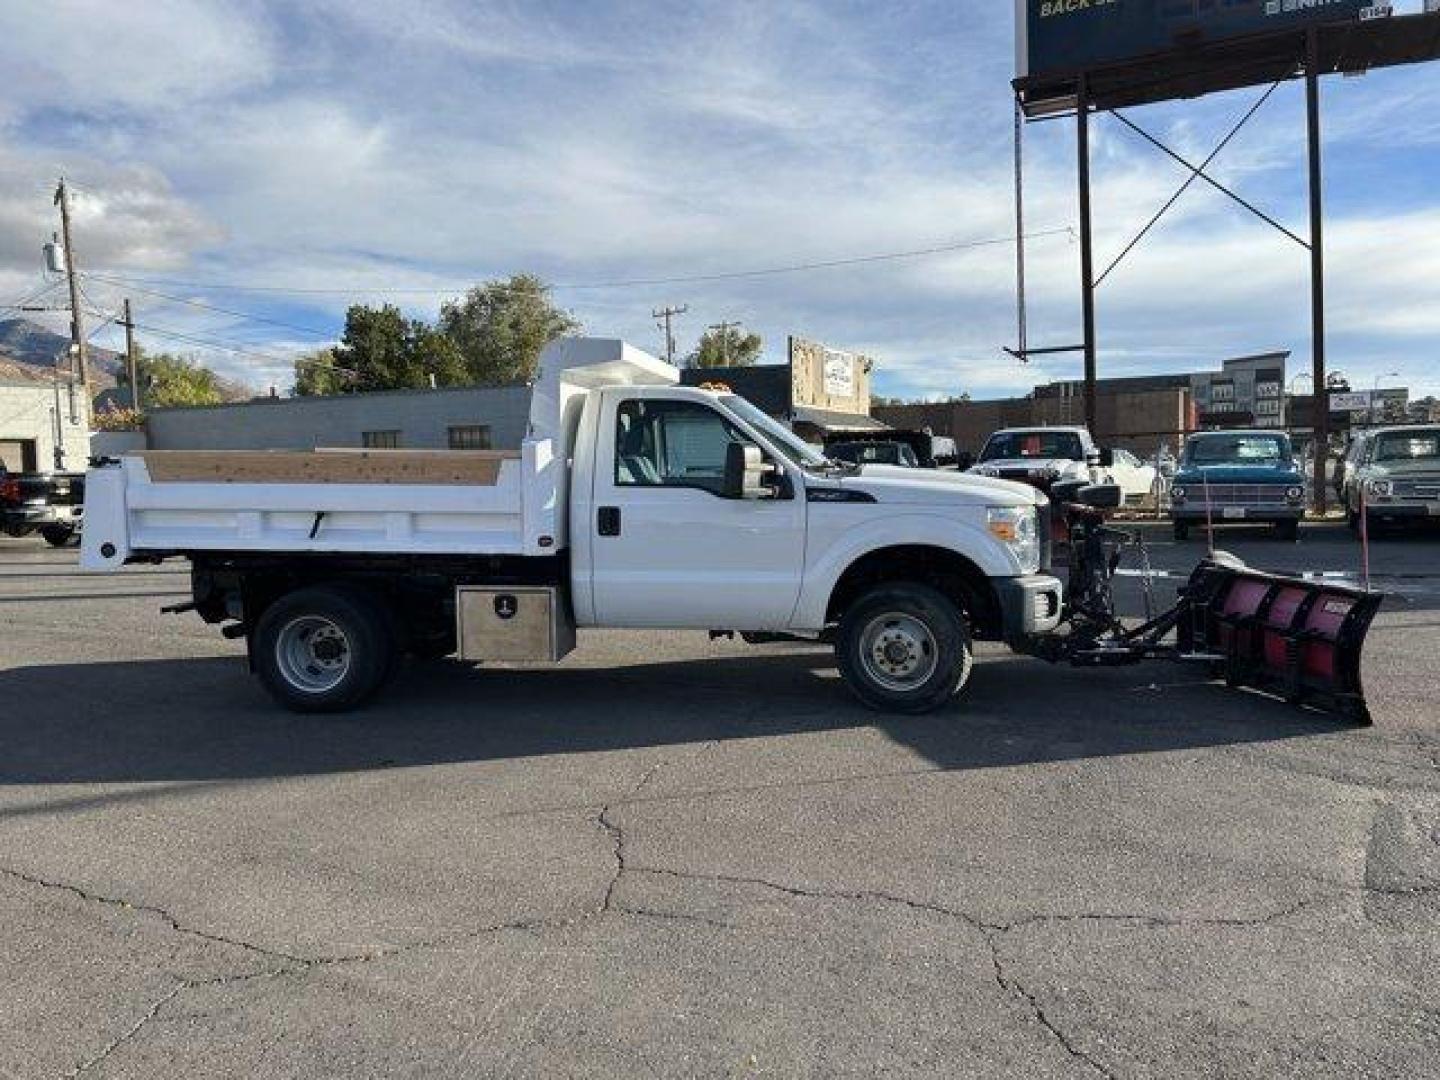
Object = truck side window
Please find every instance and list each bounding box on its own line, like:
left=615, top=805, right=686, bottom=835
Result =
left=615, top=399, right=752, bottom=496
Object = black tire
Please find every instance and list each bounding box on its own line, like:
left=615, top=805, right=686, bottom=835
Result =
left=253, top=585, right=395, bottom=713
left=1273, top=519, right=1298, bottom=542
left=40, top=525, right=74, bottom=547
left=835, top=583, right=972, bottom=714
left=1172, top=520, right=1190, bottom=542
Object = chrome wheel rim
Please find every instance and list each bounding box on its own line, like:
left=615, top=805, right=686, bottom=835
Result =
left=275, top=615, right=351, bottom=694
left=858, top=613, right=938, bottom=692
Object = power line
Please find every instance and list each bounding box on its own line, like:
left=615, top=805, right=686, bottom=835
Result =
left=125, top=319, right=297, bottom=367
left=80, top=272, right=336, bottom=339
left=83, top=227, right=1075, bottom=297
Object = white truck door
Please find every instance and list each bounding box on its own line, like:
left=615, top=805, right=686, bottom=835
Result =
left=588, top=392, right=806, bottom=629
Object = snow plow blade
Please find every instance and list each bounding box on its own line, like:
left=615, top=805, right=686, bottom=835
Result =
left=1177, top=558, right=1383, bottom=725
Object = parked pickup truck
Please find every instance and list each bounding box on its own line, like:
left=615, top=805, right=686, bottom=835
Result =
left=81, top=339, right=1062, bottom=714
left=1169, top=430, right=1306, bottom=542
left=0, top=467, right=84, bottom=546
left=1343, top=425, right=1440, bottom=533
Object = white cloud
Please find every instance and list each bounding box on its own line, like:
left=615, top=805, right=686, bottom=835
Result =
left=0, top=0, right=276, bottom=112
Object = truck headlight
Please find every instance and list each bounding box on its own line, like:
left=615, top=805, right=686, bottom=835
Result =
left=987, top=505, right=1041, bottom=574
left=1366, top=479, right=1393, bottom=498
left=1285, top=485, right=1304, bottom=502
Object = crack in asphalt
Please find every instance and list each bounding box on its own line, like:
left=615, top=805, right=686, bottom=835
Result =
left=65, top=982, right=184, bottom=1077
left=625, top=864, right=1341, bottom=1079
left=0, top=864, right=309, bottom=967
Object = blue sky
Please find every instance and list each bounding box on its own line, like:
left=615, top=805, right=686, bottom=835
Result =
left=0, top=0, right=1436, bottom=401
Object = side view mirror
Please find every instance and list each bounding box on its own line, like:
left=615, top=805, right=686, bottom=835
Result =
left=724, top=442, right=773, bottom=500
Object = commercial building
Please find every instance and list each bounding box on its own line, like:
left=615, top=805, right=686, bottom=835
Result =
left=0, top=359, right=91, bottom=472
left=873, top=351, right=1290, bottom=455
left=680, top=336, right=882, bottom=438
left=145, top=385, right=532, bottom=452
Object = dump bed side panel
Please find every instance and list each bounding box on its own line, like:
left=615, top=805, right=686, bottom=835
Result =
left=81, top=451, right=532, bottom=570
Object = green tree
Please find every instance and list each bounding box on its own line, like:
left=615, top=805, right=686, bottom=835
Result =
left=137, top=350, right=224, bottom=408
left=292, top=348, right=350, bottom=396
left=332, top=304, right=467, bottom=393
left=687, top=325, right=762, bottom=369
left=438, top=274, right=580, bottom=385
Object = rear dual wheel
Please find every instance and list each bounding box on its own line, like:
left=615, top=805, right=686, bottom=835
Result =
left=836, top=583, right=973, bottom=714
left=254, top=585, right=395, bottom=712
left=40, top=525, right=75, bottom=547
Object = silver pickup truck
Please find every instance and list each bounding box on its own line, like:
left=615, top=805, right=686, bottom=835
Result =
left=1344, top=425, right=1440, bottom=533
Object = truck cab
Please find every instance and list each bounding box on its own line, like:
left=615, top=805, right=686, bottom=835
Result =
left=81, top=338, right=1062, bottom=714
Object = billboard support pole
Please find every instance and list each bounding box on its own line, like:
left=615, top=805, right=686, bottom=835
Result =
left=1076, top=74, right=1098, bottom=434
left=1305, top=29, right=1329, bottom=514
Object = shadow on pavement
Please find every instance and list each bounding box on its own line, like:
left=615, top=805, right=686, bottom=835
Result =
left=0, top=646, right=1352, bottom=786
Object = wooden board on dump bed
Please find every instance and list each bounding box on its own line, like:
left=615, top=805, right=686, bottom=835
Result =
left=139, top=450, right=513, bottom=486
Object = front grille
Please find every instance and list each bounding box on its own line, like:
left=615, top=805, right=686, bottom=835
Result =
left=1392, top=474, right=1440, bottom=500
left=1187, top=483, right=1291, bottom=507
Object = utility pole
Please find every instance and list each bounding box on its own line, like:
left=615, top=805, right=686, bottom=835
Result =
left=707, top=321, right=741, bottom=366
left=122, top=298, right=141, bottom=410
left=1304, top=31, right=1328, bottom=514
left=652, top=304, right=687, bottom=366
left=54, top=178, right=89, bottom=393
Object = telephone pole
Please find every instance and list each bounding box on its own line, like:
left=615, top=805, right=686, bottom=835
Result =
left=652, top=304, right=687, bottom=366
left=707, top=320, right=741, bottom=366
left=122, top=298, right=141, bottom=410
left=54, top=178, right=89, bottom=392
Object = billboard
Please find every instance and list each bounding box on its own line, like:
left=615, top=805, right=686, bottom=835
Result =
left=1017, top=0, right=1369, bottom=83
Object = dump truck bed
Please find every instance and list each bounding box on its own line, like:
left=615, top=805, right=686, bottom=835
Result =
left=79, top=338, right=679, bottom=572
left=79, top=447, right=550, bottom=567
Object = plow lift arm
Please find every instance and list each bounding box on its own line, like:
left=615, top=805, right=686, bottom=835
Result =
left=1019, top=479, right=1383, bottom=726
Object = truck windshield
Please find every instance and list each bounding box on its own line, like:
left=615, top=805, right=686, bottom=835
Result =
left=720, top=395, right=831, bottom=468
left=980, top=431, right=1083, bottom=462
left=1186, top=435, right=1288, bottom=466
left=1373, top=430, right=1440, bottom=463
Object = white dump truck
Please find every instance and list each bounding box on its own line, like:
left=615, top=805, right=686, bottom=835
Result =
left=81, top=338, right=1063, bottom=713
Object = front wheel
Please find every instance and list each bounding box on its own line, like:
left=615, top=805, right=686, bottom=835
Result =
left=835, top=583, right=972, bottom=714
left=253, top=585, right=395, bottom=712
left=40, top=525, right=75, bottom=547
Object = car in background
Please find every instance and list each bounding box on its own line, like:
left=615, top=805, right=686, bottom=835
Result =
left=1169, top=430, right=1306, bottom=541
left=0, top=466, right=85, bottom=546
left=1107, top=447, right=1160, bottom=506
left=826, top=439, right=921, bottom=468
left=1344, top=425, right=1440, bottom=534
left=823, top=429, right=958, bottom=470
left=968, top=426, right=1102, bottom=493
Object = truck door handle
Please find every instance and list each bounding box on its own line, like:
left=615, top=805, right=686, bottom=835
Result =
left=597, top=506, right=622, bottom=537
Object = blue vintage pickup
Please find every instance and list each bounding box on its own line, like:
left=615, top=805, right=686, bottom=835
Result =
left=1169, top=430, right=1306, bottom=542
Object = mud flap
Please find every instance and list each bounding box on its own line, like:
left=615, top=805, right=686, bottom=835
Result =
left=1178, top=559, right=1383, bottom=725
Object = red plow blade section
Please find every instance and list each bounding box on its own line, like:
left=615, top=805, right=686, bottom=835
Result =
left=1180, top=560, right=1383, bottom=725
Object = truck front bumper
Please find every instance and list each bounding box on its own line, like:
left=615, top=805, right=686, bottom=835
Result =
left=995, top=573, right=1064, bottom=644
left=1170, top=506, right=1302, bottom=524
left=1365, top=502, right=1440, bottom=521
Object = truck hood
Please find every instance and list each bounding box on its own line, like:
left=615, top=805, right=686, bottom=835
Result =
left=833, top=464, right=1046, bottom=507
left=1174, top=464, right=1303, bottom=485
left=1365, top=460, right=1440, bottom=480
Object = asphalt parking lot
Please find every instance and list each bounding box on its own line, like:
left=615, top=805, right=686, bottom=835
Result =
left=1, top=524, right=1437, bottom=1078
